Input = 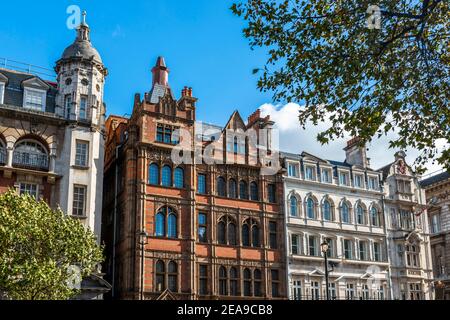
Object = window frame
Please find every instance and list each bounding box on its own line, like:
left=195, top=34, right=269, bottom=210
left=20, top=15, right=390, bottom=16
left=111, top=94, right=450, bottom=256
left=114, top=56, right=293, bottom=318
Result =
left=72, top=184, right=87, bottom=217
left=19, top=182, right=39, bottom=199
left=23, top=87, right=46, bottom=111
left=75, top=140, right=89, bottom=167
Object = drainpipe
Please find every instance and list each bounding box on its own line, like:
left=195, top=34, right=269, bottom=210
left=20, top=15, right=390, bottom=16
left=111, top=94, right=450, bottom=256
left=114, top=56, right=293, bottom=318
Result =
left=111, top=145, right=121, bottom=298
left=283, top=175, right=290, bottom=299
left=381, top=181, right=394, bottom=299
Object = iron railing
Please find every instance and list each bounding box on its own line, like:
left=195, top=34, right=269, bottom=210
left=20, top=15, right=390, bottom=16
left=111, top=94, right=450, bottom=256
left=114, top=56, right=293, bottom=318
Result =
left=0, top=57, right=55, bottom=80
left=291, top=294, right=387, bottom=301
left=12, top=151, right=49, bottom=171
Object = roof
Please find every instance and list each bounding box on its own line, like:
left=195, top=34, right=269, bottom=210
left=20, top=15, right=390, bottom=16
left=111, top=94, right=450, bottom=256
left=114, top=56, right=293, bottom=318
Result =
left=62, top=39, right=102, bottom=63
left=148, top=83, right=175, bottom=104
left=420, top=171, right=450, bottom=188
left=0, top=68, right=57, bottom=112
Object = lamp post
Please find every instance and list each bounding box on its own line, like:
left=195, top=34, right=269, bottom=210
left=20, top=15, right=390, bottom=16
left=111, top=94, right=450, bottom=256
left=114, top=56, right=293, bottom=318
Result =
left=321, top=240, right=330, bottom=300
left=139, top=230, right=149, bottom=300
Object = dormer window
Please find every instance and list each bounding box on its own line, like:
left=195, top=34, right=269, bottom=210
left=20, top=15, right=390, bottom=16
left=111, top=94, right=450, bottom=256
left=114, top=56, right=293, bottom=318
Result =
left=368, top=176, right=379, bottom=190
left=0, top=82, right=5, bottom=104
left=287, top=162, right=299, bottom=178
left=24, top=88, right=46, bottom=111
left=305, top=166, right=315, bottom=181
left=354, top=174, right=364, bottom=188
left=339, top=171, right=350, bottom=186
left=321, top=168, right=332, bottom=183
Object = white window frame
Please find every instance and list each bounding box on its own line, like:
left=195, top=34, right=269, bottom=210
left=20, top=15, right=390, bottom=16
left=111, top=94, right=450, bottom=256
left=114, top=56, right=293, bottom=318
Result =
left=343, top=239, right=353, bottom=260
left=321, top=168, right=332, bottom=183
left=287, top=162, right=299, bottom=178
left=430, top=213, right=441, bottom=234
left=72, top=185, right=87, bottom=217
left=75, top=140, right=89, bottom=167
left=359, top=240, right=369, bottom=261
left=368, top=175, right=379, bottom=190
left=291, top=233, right=301, bottom=255
left=373, top=242, right=382, bottom=262
left=292, top=280, right=303, bottom=300
left=19, top=182, right=39, bottom=199
left=79, top=95, right=88, bottom=120
left=354, top=173, right=364, bottom=188
left=305, top=165, right=316, bottom=181
left=23, top=87, right=46, bottom=111
left=0, top=82, right=5, bottom=105
left=339, top=170, right=350, bottom=186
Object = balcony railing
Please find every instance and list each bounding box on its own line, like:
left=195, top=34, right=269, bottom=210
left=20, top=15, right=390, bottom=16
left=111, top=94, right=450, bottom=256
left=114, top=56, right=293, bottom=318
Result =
left=12, top=151, right=49, bottom=171
left=0, top=148, right=5, bottom=165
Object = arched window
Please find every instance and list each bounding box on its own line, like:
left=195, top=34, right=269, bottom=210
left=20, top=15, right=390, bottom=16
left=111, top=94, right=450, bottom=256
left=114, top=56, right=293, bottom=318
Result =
left=250, top=182, right=259, bottom=201
left=233, top=137, right=239, bottom=154
left=356, top=204, right=365, bottom=225
left=229, top=179, right=237, bottom=198
left=168, top=213, right=177, bottom=238
left=242, top=224, right=250, bottom=247
left=162, top=165, right=172, bottom=187
left=13, top=139, right=49, bottom=170
left=239, top=180, right=248, bottom=199
left=290, top=196, right=298, bottom=217
left=155, top=212, right=165, bottom=237
left=254, top=269, right=262, bottom=297
left=341, top=202, right=350, bottom=223
left=168, top=261, right=178, bottom=292
left=149, top=163, right=159, bottom=185
left=371, top=207, right=380, bottom=227
left=218, top=220, right=226, bottom=245
left=174, top=167, right=184, bottom=188
left=306, top=198, right=315, bottom=219
left=218, top=216, right=237, bottom=246
left=219, top=266, right=228, bottom=295
left=0, top=140, right=6, bottom=165
left=155, top=260, right=165, bottom=292
left=217, top=177, right=226, bottom=197
left=323, top=199, right=332, bottom=221
left=252, top=225, right=260, bottom=248
left=243, top=268, right=252, bottom=297
left=230, top=267, right=239, bottom=296
left=228, top=223, right=237, bottom=245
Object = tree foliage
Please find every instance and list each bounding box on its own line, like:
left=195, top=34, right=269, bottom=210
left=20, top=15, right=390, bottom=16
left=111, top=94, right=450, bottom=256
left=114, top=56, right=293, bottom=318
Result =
left=232, top=0, right=450, bottom=172
left=0, top=190, right=103, bottom=300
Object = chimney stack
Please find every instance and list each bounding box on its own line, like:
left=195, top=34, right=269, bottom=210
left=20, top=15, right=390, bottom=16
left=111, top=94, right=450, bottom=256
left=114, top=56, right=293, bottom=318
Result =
left=181, top=86, right=193, bottom=98
left=344, top=137, right=370, bottom=168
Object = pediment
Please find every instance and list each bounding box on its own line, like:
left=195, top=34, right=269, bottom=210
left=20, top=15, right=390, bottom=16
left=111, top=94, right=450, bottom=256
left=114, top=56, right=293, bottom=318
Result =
left=308, top=269, right=325, bottom=276
left=301, top=152, right=329, bottom=164
left=21, top=77, right=50, bottom=91
left=156, top=289, right=178, bottom=300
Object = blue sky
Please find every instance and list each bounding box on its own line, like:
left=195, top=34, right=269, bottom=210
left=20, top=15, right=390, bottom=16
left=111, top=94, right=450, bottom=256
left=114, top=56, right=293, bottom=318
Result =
left=0, top=0, right=275, bottom=126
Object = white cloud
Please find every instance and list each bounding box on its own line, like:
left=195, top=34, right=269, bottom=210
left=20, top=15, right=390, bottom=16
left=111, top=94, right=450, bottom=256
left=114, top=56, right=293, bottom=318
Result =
left=112, top=25, right=125, bottom=38
left=260, top=103, right=446, bottom=175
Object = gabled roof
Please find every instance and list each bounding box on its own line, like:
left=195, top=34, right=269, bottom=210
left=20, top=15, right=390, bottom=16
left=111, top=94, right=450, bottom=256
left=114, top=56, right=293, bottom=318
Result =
left=21, top=76, right=50, bottom=91
left=148, top=83, right=175, bottom=104
left=224, top=110, right=246, bottom=131
left=301, top=151, right=330, bottom=164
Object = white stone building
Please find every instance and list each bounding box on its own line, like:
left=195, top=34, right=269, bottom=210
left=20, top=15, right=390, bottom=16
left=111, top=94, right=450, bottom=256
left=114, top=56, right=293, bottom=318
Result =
left=282, top=138, right=390, bottom=300
left=379, top=151, right=434, bottom=300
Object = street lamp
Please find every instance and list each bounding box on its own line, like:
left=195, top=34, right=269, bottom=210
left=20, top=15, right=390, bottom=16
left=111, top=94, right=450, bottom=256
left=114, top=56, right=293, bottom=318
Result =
left=321, top=240, right=330, bottom=300
left=139, top=230, right=149, bottom=300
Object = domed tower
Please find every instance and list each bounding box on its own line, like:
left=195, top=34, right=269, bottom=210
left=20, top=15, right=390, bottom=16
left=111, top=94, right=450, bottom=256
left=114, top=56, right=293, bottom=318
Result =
left=54, top=11, right=107, bottom=240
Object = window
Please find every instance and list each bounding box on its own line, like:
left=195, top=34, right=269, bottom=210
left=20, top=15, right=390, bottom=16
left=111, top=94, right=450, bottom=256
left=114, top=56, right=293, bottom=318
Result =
left=75, top=141, right=89, bottom=167
left=65, top=94, right=72, bottom=117
left=371, top=207, right=380, bottom=226
left=310, top=281, right=320, bottom=300
left=19, top=183, right=38, bottom=198
left=356, top=204, right=365, bottom=225
left=328, top=283, right=337, bottom=300
left=0, top=82, right=4, bottom=105
left=305, top=166, right=315, bottom=181
left=271, top=270, right=280, bottom=297
left=346, top=284, right=355, bottom=300
left=321, top=169, right=331, bottom=183
left=217, top=177, right=226, bottom=197
left=341, top=202, right=350, bottom=223
left=156, top=124, right=179, bottom=144
left=254, top=269, right=262, bottom=297
left=398, top=180, right=412, bottom=194
left=267, top=184, right=276, bottom=203
left=198, top=213, right=207, bottom=243
left=361, top=284, right=370, bottom=300
left=250, top=182, right=259, bottom=201
left=323, top=200, right=332, bottom=221
left=174, top=167, right=184, bottom=188
left=373, top=242, right=382, bottom=262
left=13, top=140, right=49, bottom=170
left=149, top=163, right=159, bottom=185
left=79, top=95, right=87, bottom=119
left=354, top=174, right=363, bottom=188
left=219, top=266, right=227, bottom=296
left=368, top=177, right=378, bottom=190
left=72, top=185, right=87, bottom=216
left=344, top=239, right=353, bottom=259
left=377, top=286, right=385, bottom=300
left=162, top=165, right=172, bottom=187
left=291, top=234, right=299, bottom=255
left=293, top=281, right=302, bottom=300
left=400, top=210, right=414, bottom=230
left=230, top=267, right=239, bottom=296
left=24, top=88, right=45, bottom=111
left=155, top=260, right=165, bottom=292
left=359, top=241, right=368, bottom=261
left=339, top=172, right=349, bottom=186
left=218, top=216, right=237, bottom=246
left=308, top=235, right=318, bottom=256
left=197, top=174, right=206, bottom=194
left=155, top=206, right=177, bottom=238
left=410, top=283, right=423, bottom=300
left=325, top=238, right=335, bottom=258
left=406, top=245, right=420, bottom=267
left=242, top=218, right=259, bottom=248
left=242, top=224, right=250, bottom=247
left=288, top=163, right=298, bottom=177
left=168, top=261, right=178, bottom=292
left=239, top=180, right=248, bottom=199
left=430, top=213, right=441, bottom=234
left=290, top=196, right=298, bottom=217
left=306, top=198, right=315, bottom=219
left=243, top=269, right=252, bottom=297
left=269, top=222, right=277, bottom=249
left=199, top=265, right=208, bottom=295
left=228, top=179, right=237, bottom=198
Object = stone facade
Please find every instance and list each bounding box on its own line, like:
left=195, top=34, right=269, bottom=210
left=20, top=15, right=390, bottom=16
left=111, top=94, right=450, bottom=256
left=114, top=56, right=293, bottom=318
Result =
left=421, top=171, right=450, bottom=300
left=102, top=57, right=286, bottom=300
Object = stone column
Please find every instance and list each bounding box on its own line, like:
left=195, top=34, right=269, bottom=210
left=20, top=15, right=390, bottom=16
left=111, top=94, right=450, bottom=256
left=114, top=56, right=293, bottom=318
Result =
left=6, top=141, right=14, bottom=167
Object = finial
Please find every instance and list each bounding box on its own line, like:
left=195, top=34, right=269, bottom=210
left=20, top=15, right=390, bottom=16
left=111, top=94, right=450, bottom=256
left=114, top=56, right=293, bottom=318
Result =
left=82, top=11, right=87, bottom=25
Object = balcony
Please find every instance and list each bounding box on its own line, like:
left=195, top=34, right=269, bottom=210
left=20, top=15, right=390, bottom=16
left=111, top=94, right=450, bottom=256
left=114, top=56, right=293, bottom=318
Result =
left=12, top=151, right=49, bottom=171
left=0, top=148, right=5, bottom=165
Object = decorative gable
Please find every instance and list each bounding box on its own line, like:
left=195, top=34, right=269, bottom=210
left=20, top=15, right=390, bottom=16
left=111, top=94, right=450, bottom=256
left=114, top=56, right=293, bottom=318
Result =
left=21, top=77, right=50, bottom=91
left=225, top=111, right=246, bottom=131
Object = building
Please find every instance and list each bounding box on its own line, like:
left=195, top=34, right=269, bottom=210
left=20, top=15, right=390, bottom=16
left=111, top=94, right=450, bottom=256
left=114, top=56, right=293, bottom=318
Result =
left=282, top=138, right=390, bottom=300
left=102, top=57, right=287, bottom=300
left=421, top=171, right=450, bottom=300
left=0, top=12, right=109, bottom=298
left=380, top=152, right=434, bottom=300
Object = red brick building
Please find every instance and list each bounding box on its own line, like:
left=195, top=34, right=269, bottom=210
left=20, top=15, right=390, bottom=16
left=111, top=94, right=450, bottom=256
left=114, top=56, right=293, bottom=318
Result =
left=102, top=57, right=286, bottom=300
